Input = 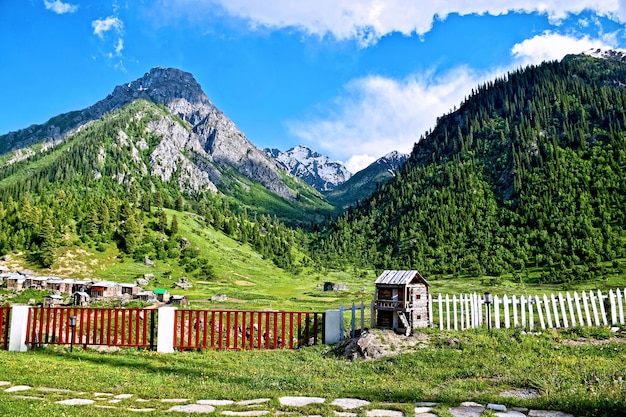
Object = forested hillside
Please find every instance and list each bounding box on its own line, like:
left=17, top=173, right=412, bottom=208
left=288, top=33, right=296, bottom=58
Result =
left=313, top=54, right=626, bottom=283
left=0, top=100, right=307, bottom=273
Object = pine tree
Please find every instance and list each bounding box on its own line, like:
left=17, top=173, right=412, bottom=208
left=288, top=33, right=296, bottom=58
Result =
left=38, top=218, right=56, bottom=268
left=170, top=215, right=179, bottom=236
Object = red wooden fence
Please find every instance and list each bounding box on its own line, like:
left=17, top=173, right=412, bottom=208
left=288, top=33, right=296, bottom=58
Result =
left=174, top=310, right=323, bottom=350
left=0, top=306, right=10, bottom=350
left=26, top=307, right=156, bottom=349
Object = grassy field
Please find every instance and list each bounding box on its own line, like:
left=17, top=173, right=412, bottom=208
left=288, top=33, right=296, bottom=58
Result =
left=0, top=327, right=624, bottom=417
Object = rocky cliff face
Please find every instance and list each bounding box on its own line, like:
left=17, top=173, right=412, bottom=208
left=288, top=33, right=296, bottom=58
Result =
left=267, top=145, right=352, bottom=192
left=0, top=67, right=295, bottom=200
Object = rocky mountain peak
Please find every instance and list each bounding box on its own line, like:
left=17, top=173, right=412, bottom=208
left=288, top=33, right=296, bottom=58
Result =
left=581, top=48, right=626, bottom=62
left=266, top=145, right=352, bottom=192
left=0, top=67, right=296, bottom=200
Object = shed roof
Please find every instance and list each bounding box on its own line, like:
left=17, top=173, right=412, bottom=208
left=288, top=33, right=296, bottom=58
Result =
left=153, top=288, right=168, bottom=295
left=374, top=270, right=429, bottom=286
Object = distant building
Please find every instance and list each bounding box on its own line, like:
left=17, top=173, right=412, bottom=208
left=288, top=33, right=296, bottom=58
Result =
left=373, top=270, right=430, bottom=332
left=44, top=294, right=64, bottom=308
left=170, top=295, right=188, bottom=305
left=153, top=288, right=170, bottom=303
left=120, top=283, right=140, bottom=297
left=46, top=278, right=75, bottom=295
left=72, top=291, right=90, bottom=306
left=5, top=273, right=26, bottom=290
left=89, top=281, right=122, bottom=299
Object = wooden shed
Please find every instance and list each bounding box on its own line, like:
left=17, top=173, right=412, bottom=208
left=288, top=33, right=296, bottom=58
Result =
left=373, top=270, right=430, bottom=332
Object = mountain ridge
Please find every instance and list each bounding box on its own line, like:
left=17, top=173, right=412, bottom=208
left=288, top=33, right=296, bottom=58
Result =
left=0, top=67, right=297, bottom=200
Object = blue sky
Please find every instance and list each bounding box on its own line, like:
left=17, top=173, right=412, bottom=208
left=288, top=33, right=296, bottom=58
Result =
left=1, top=1, right=626, bottom=172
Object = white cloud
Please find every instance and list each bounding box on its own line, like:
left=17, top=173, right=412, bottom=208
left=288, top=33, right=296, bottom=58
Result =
left=288, top=67, right=492, bottom=170
left=114, top=38, right=124, bottom=56
left=92, top=16, right=125, bottom=63
left=44, top=0, right=78, bottom=14
left=92, top=16, right=124, bottom=39
left=344, top=154, right=376, bottom=174
left=511, top=31, right=617, bottom=66
left=183, top=0, right=626, bottom=45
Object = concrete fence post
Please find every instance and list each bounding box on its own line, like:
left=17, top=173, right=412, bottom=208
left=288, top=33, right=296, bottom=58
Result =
left=324, top=310, right=341, bottom=345
left=157, top=307, right=176, bottom=353
left=9, top=305, right=30, bottom=352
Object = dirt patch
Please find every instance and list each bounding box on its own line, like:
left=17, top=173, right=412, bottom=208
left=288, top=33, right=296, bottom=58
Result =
left=336, top=329, right=430, bottom=360
left=560, top=337, right=626, bottom=347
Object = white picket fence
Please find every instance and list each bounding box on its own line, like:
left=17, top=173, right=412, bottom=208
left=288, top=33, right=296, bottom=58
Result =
left=428, top=289, right=626, bottom=331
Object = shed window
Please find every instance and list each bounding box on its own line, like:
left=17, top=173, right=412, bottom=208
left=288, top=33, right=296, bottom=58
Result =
left=416, top=294, right=421, bottom=300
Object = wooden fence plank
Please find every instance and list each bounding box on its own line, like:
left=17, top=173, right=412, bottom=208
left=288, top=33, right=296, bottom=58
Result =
left=598, top=290, right=608, bottom=326
left=445, top=294, right=450, bottom=331
left=503, top=295, right=510, bottom=329
left=582, top=291, right=592, bottom=326
left=610, top=290, right=617, bottom=326
left=494, top=295, right=501, bottom=329
left=558, top=293, right=569, bottom=329
left=618, top=289, right=625, bottom=325
left=535, top=295, right=545, bottom=330
left=551, top=294, right=561, bottom=328
left=528, top=296, right=534, bottom=330
left=590, top=291, right=600, bottom=327
left=453, top=295, right=458, bottom=331
left=437, top=294, right=443, bottom=330
left=566, top=292, right=576, bottom=327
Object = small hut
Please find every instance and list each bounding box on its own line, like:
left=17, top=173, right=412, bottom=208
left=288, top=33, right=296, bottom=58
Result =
left=169, top=295, right=188, bottom=305
left=44, top=294, right=64, bottom=308
left=153, top=288, right=170, bottom=303
left=373, top=270, right=430, bottom=333
left=73, top=291, right=90, bottom=306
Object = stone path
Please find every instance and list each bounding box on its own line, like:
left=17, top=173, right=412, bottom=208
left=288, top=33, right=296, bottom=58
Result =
left=0, top=380, right=575, bottom=416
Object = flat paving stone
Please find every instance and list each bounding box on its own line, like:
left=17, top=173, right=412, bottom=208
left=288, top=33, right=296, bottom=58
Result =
left=366, top=409, right=405, bottom=417
left=162, top=398, right=192, bottom=403
left=114, top=393, right=134, bottom=399
left=4, top=385, right=31, bottom=393
left=95, top=405, right=118, bottom=409
left=95, top=392, right=114, bottom=396
left=528, top=411, right=574, bottom=417
left=221, top=411, right=270, bottom=416
left=168, top=404, right=216, bottom=413
left=487, top=404, right=507, bottom=412
left=332, top=398, right=371, bottom=409
left=448, top=405, right=485, bottom=417
left=57, top=398, right=95, bottom=406
left=109, top=399, right=122, bottom=403
left=499, top=388, right=541, bottom=399
left=414, top=406, right=434, bottom=414
left=279, top=396, right=325, bottom=406
left=495, top=412, right=526, bottom=417
left=0, top=381, right=11, bottom=386
left=415, top=402, right=438, bottom=407
left=415, top=413, right=438, bottom=417
left=238, top=398, right=271, bottom=406
left=334, top=412, right=358, bottom=417
left=198, top=399, right=235, bottom=406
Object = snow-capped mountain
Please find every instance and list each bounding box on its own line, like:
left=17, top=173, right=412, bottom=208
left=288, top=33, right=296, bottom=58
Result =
left=325, top=150, right=409, bottom=208
left=266, top=145, right=352, bottom=192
